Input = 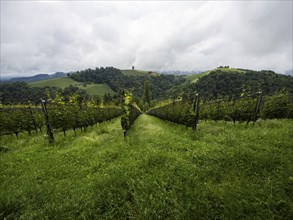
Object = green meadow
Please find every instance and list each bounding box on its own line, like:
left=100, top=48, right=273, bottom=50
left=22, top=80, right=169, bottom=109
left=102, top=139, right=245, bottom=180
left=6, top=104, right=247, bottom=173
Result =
left=29, top=77, right=115, bottom=96
left=29, top=77, right=80, bottom=89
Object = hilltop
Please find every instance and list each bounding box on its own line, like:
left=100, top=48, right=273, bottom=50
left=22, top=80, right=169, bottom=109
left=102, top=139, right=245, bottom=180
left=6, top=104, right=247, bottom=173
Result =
left=185, top=67, right=245, bottom=83
left=184, top=68, right=293, bottom=99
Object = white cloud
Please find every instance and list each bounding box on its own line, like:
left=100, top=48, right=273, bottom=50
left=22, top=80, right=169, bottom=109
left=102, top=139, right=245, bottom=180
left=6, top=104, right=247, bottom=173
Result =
left=0, top=1, right=292, bottom=77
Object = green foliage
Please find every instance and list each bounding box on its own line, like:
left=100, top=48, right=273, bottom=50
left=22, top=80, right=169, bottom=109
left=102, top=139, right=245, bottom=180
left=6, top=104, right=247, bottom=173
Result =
left=0, top=116, right=292, bottom=219
left=0, top=82, right=62, bottom=104
left=261, top=92, right=293, bottom=119
left=185, top=69, right=293, bottom=100
left=0, top=96, right=123, bottom=138
left=46, top=104, right=122, bottom=136
left=0, top=82, right=93, bottom=105
left=143, top=80, right=151, bottom=106
left=185, top=67, right=245, bottom=83
left=120, top=92, right=141, bottom=136
left=148, top=92, right=293, bottom=126
left=102, top=93, right=113, bottom=106
left=0, top=107, right=43, bottom=137
left=69, top=67, right=187, bottom=100
left=148, top=100, right=194, bottom=127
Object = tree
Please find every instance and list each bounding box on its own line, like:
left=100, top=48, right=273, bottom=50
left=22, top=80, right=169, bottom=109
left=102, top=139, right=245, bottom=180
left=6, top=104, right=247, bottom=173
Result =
left=103, top=93, right=112, bottom=106
left=95, top=96, right=101, bottom=106
left=143, top=80, right=151, bottom=106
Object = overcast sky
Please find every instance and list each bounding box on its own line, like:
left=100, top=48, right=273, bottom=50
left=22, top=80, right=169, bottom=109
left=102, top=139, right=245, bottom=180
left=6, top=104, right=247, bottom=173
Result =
left=1, top=1, right=292, bottom=77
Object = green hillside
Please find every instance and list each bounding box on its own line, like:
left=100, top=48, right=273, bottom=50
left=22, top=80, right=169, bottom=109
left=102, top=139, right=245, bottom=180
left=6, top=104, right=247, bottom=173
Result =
left=122, top=69, right=158, bottom=77
left=1, top=115, right=292, bottom=219
left=29, top=77, right=79, bottom=89
left=29, top=77, right=115, bottom=96
left=186, top=67, right=245, bottom=83
left=81, top=84, right=115, bottom=96
left=186, top=71, right=210, bottom=83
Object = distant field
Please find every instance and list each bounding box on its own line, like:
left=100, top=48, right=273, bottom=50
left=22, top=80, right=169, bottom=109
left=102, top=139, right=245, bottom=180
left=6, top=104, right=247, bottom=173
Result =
left=29, top=77, right=79, bottom=89
left=29, top=77, right=115, bottom=96
left=186, top=67, right=245, bottom=83
left=81, top=84, right=115, bottom=96
left=186, top=71, right=210, bottom=83
left=121, top=69, right=158, bottom=77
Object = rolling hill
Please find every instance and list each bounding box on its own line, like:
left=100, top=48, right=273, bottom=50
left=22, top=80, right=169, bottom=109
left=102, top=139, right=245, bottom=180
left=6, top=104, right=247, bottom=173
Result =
left=9, top=72, right=66, bottom=83
left=29, top=77, right=115, bottom=96
left=186, top=67, right=245, bottom=83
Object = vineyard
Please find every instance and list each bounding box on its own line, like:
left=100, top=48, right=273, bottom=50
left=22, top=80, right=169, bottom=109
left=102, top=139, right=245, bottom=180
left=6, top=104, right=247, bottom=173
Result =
left=1, top=92, right=292, bottom=141
left=0, top=105, right=123, bottom=138
left=1, top=114, right=292, bottom=219
left=148, top=92, right=293, bottom=127
left=0, top=90, right=293, bottom=219
left=0, top=91, right=143, bottom=142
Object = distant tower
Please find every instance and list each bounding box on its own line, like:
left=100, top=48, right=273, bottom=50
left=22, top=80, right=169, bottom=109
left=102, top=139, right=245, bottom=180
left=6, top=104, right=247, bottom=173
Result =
left=132, top=66, right=134, bottom=70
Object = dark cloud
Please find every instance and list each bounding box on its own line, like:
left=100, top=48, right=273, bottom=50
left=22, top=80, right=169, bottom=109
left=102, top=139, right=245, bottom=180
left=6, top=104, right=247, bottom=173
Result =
left=1, top=1, right=292, bottom=77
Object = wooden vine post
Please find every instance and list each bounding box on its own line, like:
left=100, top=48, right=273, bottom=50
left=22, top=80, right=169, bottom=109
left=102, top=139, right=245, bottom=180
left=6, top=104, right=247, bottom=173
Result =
left=40, top=99, right=54, bottom=143
left=193, top=93, right=200, bottom=130
left=253, top=91, right=263, bottom=125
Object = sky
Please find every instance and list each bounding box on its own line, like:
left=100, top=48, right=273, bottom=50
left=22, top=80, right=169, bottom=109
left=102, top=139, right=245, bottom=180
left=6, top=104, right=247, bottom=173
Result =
left=1, top=0, right=292, bottom=77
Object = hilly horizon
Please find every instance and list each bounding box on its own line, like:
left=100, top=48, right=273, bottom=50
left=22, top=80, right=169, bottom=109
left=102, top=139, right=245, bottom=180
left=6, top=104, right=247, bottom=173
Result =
left=1, top=66, right=292, bottom=105
left=3, top=66, right=293, bottom=83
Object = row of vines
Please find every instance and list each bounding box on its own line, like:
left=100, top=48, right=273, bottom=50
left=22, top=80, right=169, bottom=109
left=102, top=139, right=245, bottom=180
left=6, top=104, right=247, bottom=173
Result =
left=121, top=92, right=142, bottom=138
left=0, top=104, right=123, bottom=138
left=147, top=92, right=293, bottom=128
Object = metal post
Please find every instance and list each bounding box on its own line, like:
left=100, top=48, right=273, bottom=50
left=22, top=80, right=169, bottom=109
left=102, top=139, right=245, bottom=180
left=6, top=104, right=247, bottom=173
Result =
left=40, top=99, right=54, bottom=143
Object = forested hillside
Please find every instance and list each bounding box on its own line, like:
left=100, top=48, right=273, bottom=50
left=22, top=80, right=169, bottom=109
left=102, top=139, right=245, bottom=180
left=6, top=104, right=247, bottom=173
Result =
left=185, top=69, right=293, bottom=99
left=0, top=82, right=89, bottom=104
left=69, top=67, right=187, bottom=100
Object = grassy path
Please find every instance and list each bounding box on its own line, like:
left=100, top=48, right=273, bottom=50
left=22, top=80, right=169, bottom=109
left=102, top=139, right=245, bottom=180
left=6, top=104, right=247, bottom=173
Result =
left=0, top=115, right=292, bottom=219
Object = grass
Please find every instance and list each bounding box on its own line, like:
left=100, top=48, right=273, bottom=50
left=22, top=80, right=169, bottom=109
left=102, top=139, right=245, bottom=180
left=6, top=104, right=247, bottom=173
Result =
left=121, top=69, right=158, bottom=77
left=186, top=67, right=245, bottom=83
left=81, top=84, right=115, bottom=96
left=29, top=77, right=80, bottom=89
left=0, top=115, right=292, bottom=219
left=29, top=77, right=115, bottom=96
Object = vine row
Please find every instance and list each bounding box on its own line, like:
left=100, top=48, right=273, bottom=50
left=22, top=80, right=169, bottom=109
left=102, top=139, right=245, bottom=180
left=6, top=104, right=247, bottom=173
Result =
left=0, top=104, right=123, bottom=138
left=147, top=92, right=293, bottom=127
